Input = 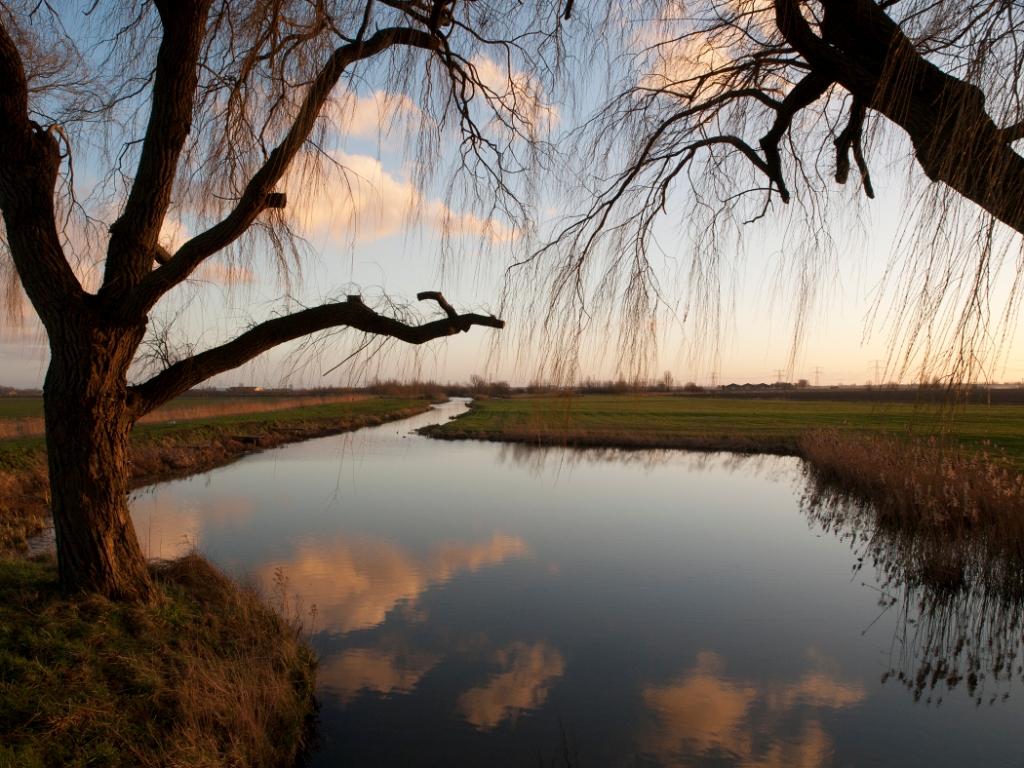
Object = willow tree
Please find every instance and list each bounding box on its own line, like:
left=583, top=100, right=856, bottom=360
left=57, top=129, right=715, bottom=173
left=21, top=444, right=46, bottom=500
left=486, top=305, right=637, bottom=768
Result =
left=0, top=0, right=558, bottom=601
left=523, top=0, right=1024, bottom=381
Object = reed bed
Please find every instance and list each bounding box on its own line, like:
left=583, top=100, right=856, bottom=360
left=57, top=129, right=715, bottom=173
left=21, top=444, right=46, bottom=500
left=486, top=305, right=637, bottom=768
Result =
left=0, top=417, right=42, bottom=440
left=800, top=429, right=1024, bottom=544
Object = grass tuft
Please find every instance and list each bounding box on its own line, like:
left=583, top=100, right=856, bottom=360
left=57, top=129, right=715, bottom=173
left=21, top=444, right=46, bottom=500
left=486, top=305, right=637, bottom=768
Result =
left=0, top=553, right=316, bottom=768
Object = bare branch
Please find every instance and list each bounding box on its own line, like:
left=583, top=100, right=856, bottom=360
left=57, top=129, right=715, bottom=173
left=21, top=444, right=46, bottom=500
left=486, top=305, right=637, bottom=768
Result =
left=416, top=290, right=458, bottom=318
left=758, top=71, right=832, bottom=202
left=834, top=98, right=874, bottom=198
left=998, top=119, right=1024, bottom=143
left=102, top=0, right=212, bottom=296
left=0, top=15, right=84, bottom=318
left=129, top=292, right=503, bottom=415
left=126, top=24, right=441, bottom=318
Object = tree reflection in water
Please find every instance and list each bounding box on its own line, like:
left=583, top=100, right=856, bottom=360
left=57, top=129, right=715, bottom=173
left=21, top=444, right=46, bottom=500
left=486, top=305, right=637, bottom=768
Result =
left=803, top=481, right=1024, bottom=706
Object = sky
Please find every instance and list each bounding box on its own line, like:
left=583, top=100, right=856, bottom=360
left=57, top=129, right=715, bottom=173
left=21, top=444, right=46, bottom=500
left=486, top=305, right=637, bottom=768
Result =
left=3, top=4, right=1023, bottom=390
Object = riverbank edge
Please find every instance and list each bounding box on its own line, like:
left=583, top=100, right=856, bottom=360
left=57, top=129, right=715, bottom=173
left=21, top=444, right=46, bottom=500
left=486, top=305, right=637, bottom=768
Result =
left=0, top=399, right=437, bottom=767
left=1, top=398, right=433, bottom=552
left=0, top=553, right=318, bottom=767
left=419, top=423, right=800, bottom=456
left=420, top=402, right=1024, bottom=543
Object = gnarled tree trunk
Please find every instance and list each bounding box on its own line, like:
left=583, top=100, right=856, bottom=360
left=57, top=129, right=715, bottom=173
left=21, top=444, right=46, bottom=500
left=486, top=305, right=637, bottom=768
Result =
left=43, top=321, right=154, bottom=602
left=0, top=3, right=506, bottom=604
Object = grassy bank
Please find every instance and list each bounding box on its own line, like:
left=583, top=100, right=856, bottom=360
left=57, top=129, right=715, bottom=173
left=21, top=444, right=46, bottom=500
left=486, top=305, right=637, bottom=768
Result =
left=0, top=393, right=377, bottom=440
left=0, top=396, right=431, bottom=551
left=423, top=394, right=1024, bottom=532
left=421, top=394, right=1024, bottom=466
left=0, top=553, right=316, bottom=768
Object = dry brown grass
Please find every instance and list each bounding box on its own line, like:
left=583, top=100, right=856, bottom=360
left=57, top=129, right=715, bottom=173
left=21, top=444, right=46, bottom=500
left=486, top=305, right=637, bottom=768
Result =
left=800, top=429, right=1024, bottom=543
left=0, top=418, right=42, bottom=441
left=0, top=454, right=49, bottom=552
left=0, top=553, right=316, bottom=768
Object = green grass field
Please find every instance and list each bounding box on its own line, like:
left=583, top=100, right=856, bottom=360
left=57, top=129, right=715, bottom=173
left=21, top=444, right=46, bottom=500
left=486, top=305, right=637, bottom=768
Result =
left=0, top=396, right=428, bottom=460
left=424, top=394, right=1024, bottom=466
left=0, top=398, right=42, bottom=419
left=0, top=395, right=380, bottom=420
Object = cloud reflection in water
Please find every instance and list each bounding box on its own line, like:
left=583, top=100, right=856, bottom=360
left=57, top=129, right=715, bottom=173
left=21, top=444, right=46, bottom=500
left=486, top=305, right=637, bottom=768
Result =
left=641, top=650, right=865, bottom=767
left=457, top=642, right=566, bottom=730
left=320, top=644, right=440, bottom=703
left=256, top=532, right=529, bottom=634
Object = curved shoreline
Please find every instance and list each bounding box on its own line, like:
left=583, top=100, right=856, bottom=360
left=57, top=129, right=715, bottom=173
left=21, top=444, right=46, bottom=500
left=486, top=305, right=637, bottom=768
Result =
left=2, top=398, right=433, bottom=552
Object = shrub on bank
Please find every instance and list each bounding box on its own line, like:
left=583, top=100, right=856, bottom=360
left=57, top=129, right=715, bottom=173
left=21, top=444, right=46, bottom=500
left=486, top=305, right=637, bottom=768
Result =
left=0, top=554, right=316, bottom=768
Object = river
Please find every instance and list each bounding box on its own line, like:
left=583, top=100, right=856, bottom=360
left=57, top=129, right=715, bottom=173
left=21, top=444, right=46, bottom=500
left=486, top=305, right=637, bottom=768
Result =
left=129, top=398, right=1024, bottom=766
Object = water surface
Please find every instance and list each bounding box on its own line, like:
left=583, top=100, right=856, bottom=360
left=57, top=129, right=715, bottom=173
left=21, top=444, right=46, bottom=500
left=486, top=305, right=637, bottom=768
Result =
left=130, top=399, right=1024, bottom=767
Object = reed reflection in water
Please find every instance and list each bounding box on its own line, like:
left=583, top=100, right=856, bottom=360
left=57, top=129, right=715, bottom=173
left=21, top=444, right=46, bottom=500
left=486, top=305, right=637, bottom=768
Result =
left=803, top=477, right=1024, bottom=707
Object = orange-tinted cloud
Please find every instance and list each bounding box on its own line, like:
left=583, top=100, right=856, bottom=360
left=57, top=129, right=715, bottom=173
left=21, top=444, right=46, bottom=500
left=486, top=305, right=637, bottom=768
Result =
left=327, top=89, right=423, bottom=139
left=131, top=492, right=255, bottom=560
left=288, top=151, right=517, bottom=246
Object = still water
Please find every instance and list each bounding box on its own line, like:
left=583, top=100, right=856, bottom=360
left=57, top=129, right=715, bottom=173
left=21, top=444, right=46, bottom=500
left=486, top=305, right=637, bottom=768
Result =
left=130, top=399, right=1024, bottom=766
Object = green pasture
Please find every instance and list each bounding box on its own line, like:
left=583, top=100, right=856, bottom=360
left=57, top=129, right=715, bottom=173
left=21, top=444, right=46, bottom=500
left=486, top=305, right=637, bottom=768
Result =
left=0, top=397, right=427, bottom=465
left=429, top=394, right=1024, bottom=466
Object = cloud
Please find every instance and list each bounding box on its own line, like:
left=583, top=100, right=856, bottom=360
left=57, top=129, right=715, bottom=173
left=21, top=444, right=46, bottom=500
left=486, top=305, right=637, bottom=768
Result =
left=160, top=216, right=256, bottom=285
left=641, top=650, right=865, bottom=767
left=639, top=27, right=735, bottom=98
left=130, top=491, right=255, bottom=560
left=457, top=642, right=565, bottom=730
left=192, top=260, right=257, bottom=286
left=636, top=1, right=778, bottom=98
left=289, top=152, right=517, bottom=245
left=327, top=89, right=423, bottom=140
left=256, top=532, right=529, bottom=634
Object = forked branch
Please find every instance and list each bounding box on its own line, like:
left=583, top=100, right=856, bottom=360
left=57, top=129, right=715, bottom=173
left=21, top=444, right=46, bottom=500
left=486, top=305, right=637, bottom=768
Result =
left=127, top=23, right=440, bottom=317
left=129, top=292, right=503, bottom=415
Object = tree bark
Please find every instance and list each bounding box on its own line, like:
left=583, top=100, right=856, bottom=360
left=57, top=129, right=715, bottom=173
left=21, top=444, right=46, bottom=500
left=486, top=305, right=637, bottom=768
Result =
left=43, top=320, right=155, bottom=602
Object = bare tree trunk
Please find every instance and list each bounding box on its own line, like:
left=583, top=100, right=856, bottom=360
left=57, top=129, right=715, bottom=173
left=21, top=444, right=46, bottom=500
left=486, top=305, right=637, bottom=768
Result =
left=43, top=322, right=155, bottom=602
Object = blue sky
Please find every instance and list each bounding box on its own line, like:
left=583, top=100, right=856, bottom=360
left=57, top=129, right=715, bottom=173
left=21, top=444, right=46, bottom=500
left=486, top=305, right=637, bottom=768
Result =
left=3, top=5, right=1023, bottom=389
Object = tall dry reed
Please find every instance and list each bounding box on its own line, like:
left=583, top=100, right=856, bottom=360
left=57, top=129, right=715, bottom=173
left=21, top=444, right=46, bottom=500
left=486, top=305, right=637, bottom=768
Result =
left=801, top=429, right=1024, bottom=705
left=800, top=429, right=1024, bottom=543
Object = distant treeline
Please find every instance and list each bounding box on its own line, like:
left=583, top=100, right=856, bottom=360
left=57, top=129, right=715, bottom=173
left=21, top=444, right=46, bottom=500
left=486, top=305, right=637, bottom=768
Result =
left=172, top=379, right=1024, bottom=405
left=7, top=379, right=1024, bottom=405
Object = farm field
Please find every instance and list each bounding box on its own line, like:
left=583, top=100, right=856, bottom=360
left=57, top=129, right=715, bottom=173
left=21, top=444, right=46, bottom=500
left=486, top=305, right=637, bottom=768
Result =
left=0, top=392, right=372, bottom=441
left=423, top=394, right=1024, bottom=467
